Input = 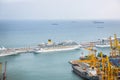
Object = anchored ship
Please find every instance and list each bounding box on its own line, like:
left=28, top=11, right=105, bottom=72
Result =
left=35, top=39, right=81, bottom=53
left=93, top=21, right=104, bottom=24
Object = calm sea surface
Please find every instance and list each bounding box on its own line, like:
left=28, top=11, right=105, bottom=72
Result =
left=0, top=20, right=120, bottom=80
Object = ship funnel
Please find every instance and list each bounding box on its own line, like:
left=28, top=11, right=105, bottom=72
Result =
left=48, top=39, right=53, bottom=45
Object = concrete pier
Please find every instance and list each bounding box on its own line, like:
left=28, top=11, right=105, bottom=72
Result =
left=0, top=47, right=35, bottom=57
left=0, top=41, right=97, bottom=57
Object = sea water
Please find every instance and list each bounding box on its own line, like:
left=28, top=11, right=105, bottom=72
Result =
left=0, top=20, right=120, bottom=80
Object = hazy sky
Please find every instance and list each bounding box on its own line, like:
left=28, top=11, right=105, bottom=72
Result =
left=0, top=0, right=120, bottom=20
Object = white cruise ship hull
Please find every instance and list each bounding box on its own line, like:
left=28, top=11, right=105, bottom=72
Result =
left=95, top=44, right=110, bottom=48
left=36, top=45, right=81, bottom=53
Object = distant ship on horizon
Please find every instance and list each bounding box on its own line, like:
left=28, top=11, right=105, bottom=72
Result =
left=93, top=21, right=104, bottom=24
left=51, top=23, right=59, bottom=25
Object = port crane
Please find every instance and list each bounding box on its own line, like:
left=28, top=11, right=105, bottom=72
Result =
left=101, top=34, right=120, bottom=80
left=70, top=34, right=120, bottom=80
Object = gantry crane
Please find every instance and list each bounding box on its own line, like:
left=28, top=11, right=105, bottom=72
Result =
left=109, top=34, right=120, bottom=57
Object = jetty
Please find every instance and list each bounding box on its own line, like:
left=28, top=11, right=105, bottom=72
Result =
left=0, top=37, right=115, bottom=57
left=0, top=41, right=98, bottom=57
left=0, top=47, right=35, bottom=57
left=0, top=43, right=92, bottom=57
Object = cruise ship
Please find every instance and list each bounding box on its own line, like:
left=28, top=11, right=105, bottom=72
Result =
left=35, top=39, right=81, bottom=53
left=95, top=37, right=120, bottom=48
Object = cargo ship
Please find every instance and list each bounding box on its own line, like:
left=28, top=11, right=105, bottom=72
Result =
left=35, top=39, right=81, bottom=53
left=71, top=62, right=99, bottom=80
left=69, top=53, right=99, bottom=80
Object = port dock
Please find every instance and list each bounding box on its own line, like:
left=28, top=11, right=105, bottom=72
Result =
left=0, top=39, right=99, bottom=57
left=0, top=41, right=96, bottom=57
left=0, top=47, right=36, bottom=57
left=70, top=34, right=120, bottom=80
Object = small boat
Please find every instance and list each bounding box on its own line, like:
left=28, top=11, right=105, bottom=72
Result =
left=35, top=40, right=81, bottom=53
left=51, top=23, right=59, bottom=25
left=96, top=27, right=104, bottom=28
left=93, top=21, right=104, bottom=24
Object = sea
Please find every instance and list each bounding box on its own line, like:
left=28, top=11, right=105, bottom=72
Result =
left=0, top=20, right=120, bottom=80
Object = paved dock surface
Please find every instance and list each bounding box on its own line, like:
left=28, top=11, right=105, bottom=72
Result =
left=0, top=41, right=97, bottom=57
left=0, top=47, right=35, bottom=57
